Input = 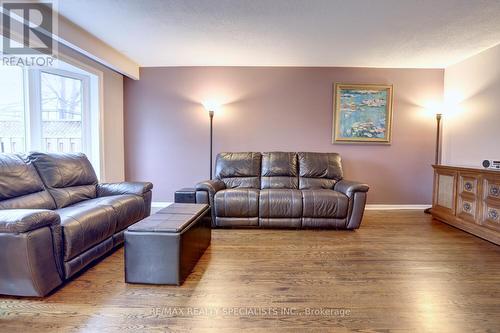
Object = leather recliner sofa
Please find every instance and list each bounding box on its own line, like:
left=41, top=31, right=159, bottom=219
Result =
left=0, top=152, right=152, bottom=297
left=196, top=152, right=369, bottom=229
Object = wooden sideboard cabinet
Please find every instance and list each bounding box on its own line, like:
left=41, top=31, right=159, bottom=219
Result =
left=432, top=165, right=500, bottom=245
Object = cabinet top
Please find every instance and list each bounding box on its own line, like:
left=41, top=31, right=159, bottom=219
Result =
left=433, top=164, right=500, bottom=175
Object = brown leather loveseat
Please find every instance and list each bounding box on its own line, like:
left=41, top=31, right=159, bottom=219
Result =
left=196, top=152, right=369, bottom=229
left=0, top=152, right=152, bottom=297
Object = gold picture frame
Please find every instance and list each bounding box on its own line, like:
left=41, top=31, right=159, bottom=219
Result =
left=332, top=83, right=393, bottom=144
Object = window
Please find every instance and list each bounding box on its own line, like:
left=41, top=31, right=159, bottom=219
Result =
left=0, top=66, right=26, bottom=153
left=35, top=69, right=90, bottom=154
left=0, top=62, right=99, bottom=174
left=41, top=71, right=83, bottom=153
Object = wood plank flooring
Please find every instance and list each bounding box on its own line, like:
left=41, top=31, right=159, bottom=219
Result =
left=1, top=210, right=500, bottom=332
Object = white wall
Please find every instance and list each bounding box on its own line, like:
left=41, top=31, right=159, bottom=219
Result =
left=101, top=69, right=125, bottom=182
left=443, top=44, right=500, bottom=167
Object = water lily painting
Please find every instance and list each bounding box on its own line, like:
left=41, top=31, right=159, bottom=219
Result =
left=333, top=84, right=393, bottom=144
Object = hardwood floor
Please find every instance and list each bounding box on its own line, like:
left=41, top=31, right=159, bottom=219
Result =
left=1, top=210, right=500, bottom=332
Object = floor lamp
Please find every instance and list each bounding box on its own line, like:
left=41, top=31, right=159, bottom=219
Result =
left=434, top=113, right=443, bottom=165
left=425, top=112, right=443, bottom=214
left=203, top=101, right=219, bottom=180
left=208, top=110, right=214, bottom=180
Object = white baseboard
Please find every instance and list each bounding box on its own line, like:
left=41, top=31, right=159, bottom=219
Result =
left=152, top=202, right=430, bottom=211
left=151, top=201, right=172, bottom=208
left=365, top=204, right=431, bottom=210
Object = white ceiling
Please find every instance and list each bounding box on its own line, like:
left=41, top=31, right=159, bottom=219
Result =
left=57, top=0, right=500, bottom=68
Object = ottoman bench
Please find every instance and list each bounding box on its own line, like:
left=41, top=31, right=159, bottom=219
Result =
left=124, top=203, right=211, bottom=285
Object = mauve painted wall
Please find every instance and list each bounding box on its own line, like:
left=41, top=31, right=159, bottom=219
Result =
left=124, top=67, right=443, bottom=204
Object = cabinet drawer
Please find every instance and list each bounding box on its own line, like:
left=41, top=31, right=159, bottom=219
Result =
left=459, top=173, right=479, bottom=196
left=457, top=195, right=478, bottom=222
left=484, top=177, right=500, bottom=201
left=482, top=203, right=500, bottom=232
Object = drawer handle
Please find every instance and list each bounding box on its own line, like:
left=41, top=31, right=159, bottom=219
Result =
left=488, top=209, right=499, bottom=221
left=490, top=186, right=500, bottom=197
left=464, top=182, right=473, bottom=191
left=463, top=202, right=472, bottom=212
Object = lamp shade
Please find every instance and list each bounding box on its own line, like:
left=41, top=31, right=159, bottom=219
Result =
left=425, top=100, right=443, bottom=116
left=202, top=100, right=221, bottom=113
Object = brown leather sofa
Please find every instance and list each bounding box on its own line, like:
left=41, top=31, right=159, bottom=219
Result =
left=0, top=152, right=152, bottom=297
left=196, top=152, right=369, bottom=229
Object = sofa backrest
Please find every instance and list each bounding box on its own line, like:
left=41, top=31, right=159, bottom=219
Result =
left=0, top=154, right=56, bottom=209
left=261, top=152, right=298, bottom=189
left=215, top=152, right=261, bottom=189
left=28, top=152, right=98, bottom=208
left=297, top=152, right=343, bottom=189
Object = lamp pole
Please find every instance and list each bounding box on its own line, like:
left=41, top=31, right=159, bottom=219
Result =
left=209, top=110, right=214, bottom=180
left=426, top=113, right=443, bottom=215
left=435, top=113, right=442, bottom=165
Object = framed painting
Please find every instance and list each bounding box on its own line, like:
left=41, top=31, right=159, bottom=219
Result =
left=333, top=83, right=393, bottom=144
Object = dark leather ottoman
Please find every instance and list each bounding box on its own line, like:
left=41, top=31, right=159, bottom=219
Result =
left=124, top=203, right=211, bottom=285
left=174, top=187, right=197, bottom=203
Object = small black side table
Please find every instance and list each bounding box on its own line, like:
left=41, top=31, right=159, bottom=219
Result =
left=174, top=187, right=197, bottom=203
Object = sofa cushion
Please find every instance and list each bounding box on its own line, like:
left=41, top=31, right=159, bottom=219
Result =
left=63, top=238, right=113, bottom=279
left=259, top=189, right=302, bottom=218
left=215, top=152, right=261, bottom=189
left=259, top=218, right=302, bottom=228
left=0, top=154, right=44, bottom=200
left=298, top=152, right=343, bottom=189
left=29, top=152, right=98, bottom=208
left=0, top=154, right=56, bottom=209
left=261, top=152, right=298, bottom=189
left=57, top=204, right=117, bottom=261
left=80, top=195, right=145, bottom=232
left=48, top=185, right=98, bottom=209
left=302, top=218, right=347, bottom=229
left=214, top=189, right=259, bottom=218
left=302, top=189, right=348, bottom=218
left=0, top=191, right=56, bottom=210
left=215, top=217, right=259, bottom=227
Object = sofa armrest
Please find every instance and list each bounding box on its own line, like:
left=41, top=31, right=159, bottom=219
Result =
left=97, top=182, right=153, bottom=197
left=0, top=209, right=64, bottom=296
left=334, top=180, right=369, bottom=230
left=196, top=180, right=225, bottom=227
left=196, top=179, right=226, bottom=196
left=97, top=182, right=153, bottom=217
left=334, top=179, right=369, bottom=198
left=0, top=209, right=60, bottom=234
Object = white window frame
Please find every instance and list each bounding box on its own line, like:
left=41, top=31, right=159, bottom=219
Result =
left=1, top=56, right=104, bottom=180
left=27, top=68, right=92, bottom=157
